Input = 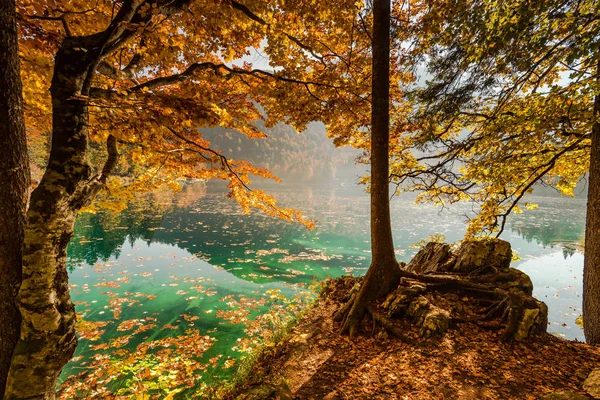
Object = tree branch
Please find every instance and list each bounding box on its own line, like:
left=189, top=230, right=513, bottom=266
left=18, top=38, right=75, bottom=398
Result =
left=128, top=62, right=339, bottom=93
left=494, top=135, right=587, bottom=236
left=28, top=14, right=72, bottom=36
left=228, top=0, right=329, bottom=65
left=163, top=126, right=252, bottom=192
left=100, top=134, right=119, bottom=183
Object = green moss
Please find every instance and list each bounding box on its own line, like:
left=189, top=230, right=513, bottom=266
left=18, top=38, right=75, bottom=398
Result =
left=515, top=306, right=547, bottom=341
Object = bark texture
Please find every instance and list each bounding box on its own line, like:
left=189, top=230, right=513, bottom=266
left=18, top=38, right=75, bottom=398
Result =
left=0, top=0, right=30, bottom=396
left=5, top=34, right=119, bottom=399
left=340, top=0, right=401, bottom=337
left=584, top=61, right=600, bottom=345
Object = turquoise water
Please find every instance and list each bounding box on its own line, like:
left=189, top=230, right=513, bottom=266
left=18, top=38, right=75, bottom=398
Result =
left=62, top=181, right=587, bottom=395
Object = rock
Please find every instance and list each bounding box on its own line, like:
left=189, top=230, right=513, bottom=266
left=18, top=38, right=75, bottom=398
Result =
left=584, top=368, right=600, bottom=399
left=403, top=238, right=512, bottom=275
left=404, top=242, right=453, bottom=274
left=404, top=296, right=450, bottom=338
left=541, top=391, right=589, bottom=400
left=418, top=307, right=450, bottom=338
left=382, top=283, right=427, bottom=317
left=393, top=239, right=544, bottom=341
left=407, top=296, right=431, bottom=322
left=452, top=239, right=512, bottom=273
left=514, top=301, right=548, bottom=341
left=500, top=268, right=534, bottom=295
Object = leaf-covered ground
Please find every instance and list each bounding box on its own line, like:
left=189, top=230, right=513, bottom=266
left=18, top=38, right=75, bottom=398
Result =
left=227, top=277, right=600, bottom=400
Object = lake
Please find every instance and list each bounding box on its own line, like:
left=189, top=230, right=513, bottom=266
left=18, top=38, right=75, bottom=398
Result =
left=61, top=180, right=587, bottom=396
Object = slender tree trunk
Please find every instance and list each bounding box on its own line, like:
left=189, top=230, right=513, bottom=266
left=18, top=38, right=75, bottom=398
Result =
left=340, top=0, right=401, bottom=337
left=5, top=36, right=119, bottom=399
left=0, top=0, right=30, bottom=396
left=584, top=60, right=600, bottom=345
left=368, top=0, right=399, bottom=291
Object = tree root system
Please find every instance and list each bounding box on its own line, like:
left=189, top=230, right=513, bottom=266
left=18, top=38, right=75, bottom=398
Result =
left=332, top=239, right=548, bottom=342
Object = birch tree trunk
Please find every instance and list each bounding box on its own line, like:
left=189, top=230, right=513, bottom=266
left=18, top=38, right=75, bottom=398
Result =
left=5, top=35, right=119, bottom=399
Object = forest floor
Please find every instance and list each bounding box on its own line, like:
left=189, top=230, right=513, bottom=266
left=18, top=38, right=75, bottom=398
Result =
left=223, top=276, right=600, bottom=400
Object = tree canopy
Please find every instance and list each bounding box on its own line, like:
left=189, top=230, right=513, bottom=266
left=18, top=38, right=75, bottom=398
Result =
left=383, top=0, right=600, bottom=345
left=387, top=0, right=598, bottom=236
left=17, top=0, right=377, bottom=227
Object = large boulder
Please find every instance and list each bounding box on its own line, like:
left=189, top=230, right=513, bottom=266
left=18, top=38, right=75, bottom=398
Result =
left=397, top=239, right=547, bottom=341
left=404, top=242, right=453, bottom=274
left=452, top=239, right=512, bottom=273
left=403, top=238, right=512, bottom=275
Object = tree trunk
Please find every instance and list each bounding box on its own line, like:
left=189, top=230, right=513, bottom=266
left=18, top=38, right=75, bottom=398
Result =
left=5, top=36, right=118, bottom=399
left=340, top=0, right=401, bottom=337
left=0, top=0, right=30, bottom=396
left=584, top=60, right=600, bottom=345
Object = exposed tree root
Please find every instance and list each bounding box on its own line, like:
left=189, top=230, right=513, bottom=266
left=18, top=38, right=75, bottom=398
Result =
left=334, top=240, right=547, bottom=342
left=367, top=306, right=416, bottom=344
left=338, top=257, right=402, bottom=339
left=333, top=293, right=355, bottom=322
left=334, top=265, right=546, bottom=342
left=339, top=305, right=361, bottom=339
left=476, top=296, right=508, bottom=321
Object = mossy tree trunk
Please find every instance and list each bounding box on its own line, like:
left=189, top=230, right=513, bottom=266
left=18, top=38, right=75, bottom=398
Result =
left=5, top=33, right=119, bottom=399
left=340, top=0, right=401, bottom=338
left=3, top=2, right=199, bottom=396
left=0, top=0, right=31, bottom=396
left=584, top=60, right=600, bottom=346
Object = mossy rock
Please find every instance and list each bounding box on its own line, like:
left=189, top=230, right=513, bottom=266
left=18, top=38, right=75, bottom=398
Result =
left=405, top=296, right=450, bottom=338
left=452, top=239, right=512, bottom=273
left=407, top=296, right=431, bottom=323
left=418, top=307, right=450, bottom=338
left=382, top=283, right=427, bottom=318
left=514, top=301, right=548, bottom=341
left=501, top=268, right=534, bottom=296
left=584, top=368, right=600, bottom=399
left=403, top=238, right=512, bottom=275
left=404, top=242, right=453, bottom=274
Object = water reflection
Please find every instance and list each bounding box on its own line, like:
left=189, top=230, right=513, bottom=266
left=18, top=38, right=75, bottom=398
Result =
left=508, top=196, right=586, bottom=251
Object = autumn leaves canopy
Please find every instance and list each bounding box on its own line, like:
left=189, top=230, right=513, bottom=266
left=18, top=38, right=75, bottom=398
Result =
left=19, top=0, right=597, bottom=235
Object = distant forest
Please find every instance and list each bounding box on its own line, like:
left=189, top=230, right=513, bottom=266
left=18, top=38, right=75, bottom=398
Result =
left=28, top=122, right=361, bottom=185
left=201, top=122, right=361, bottom=183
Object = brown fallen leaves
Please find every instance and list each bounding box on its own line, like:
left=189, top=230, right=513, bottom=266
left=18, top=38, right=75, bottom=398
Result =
left=228, top=276, right=600, bottom=400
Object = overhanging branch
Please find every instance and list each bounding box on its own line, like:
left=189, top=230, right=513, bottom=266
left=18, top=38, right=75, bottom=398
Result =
left=128, top=62, right=339, bottom=93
